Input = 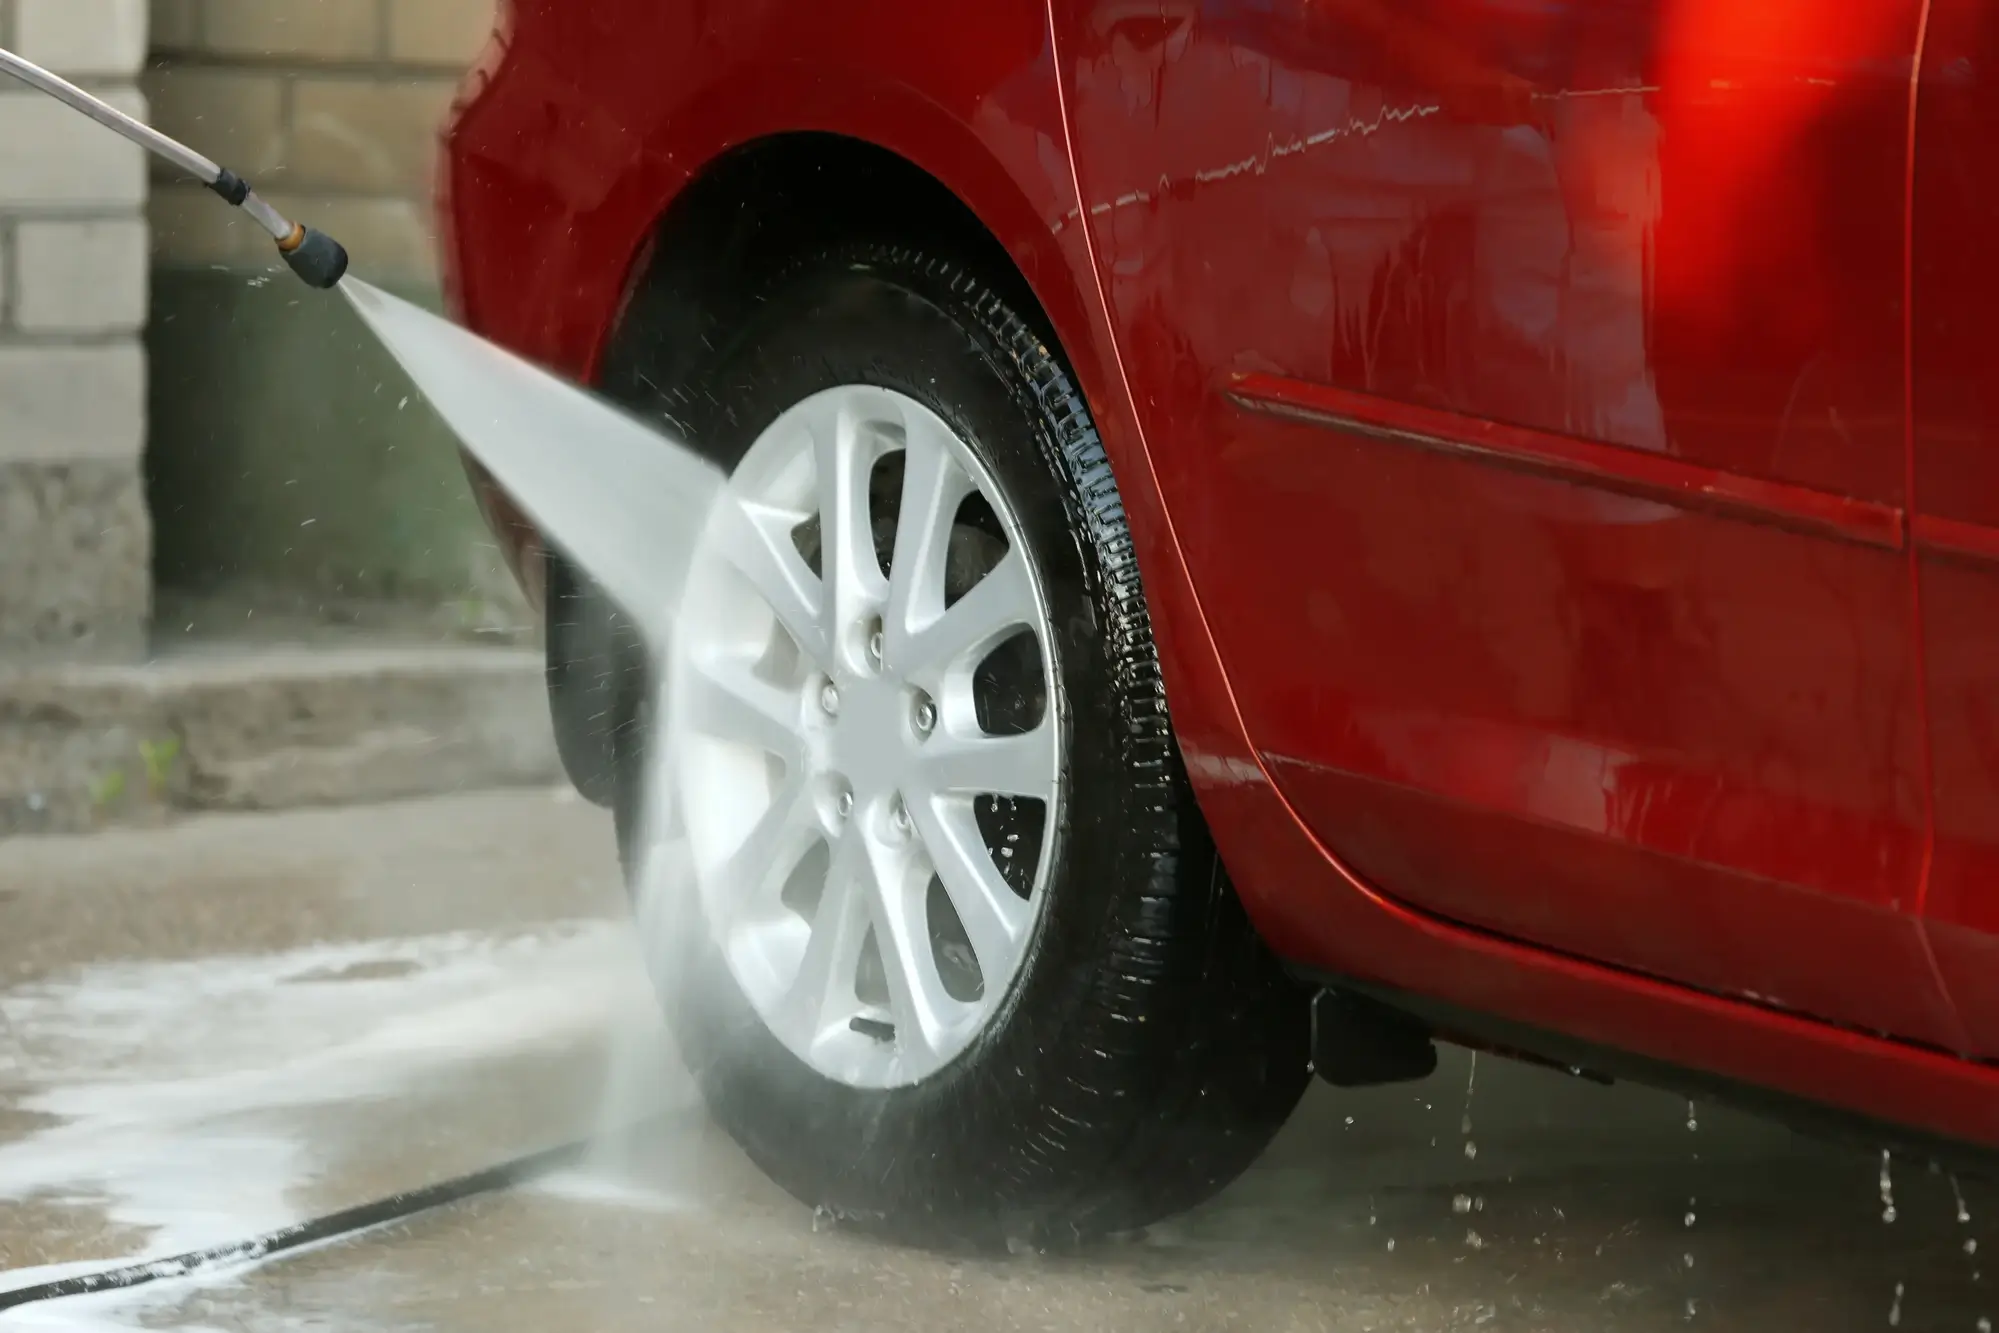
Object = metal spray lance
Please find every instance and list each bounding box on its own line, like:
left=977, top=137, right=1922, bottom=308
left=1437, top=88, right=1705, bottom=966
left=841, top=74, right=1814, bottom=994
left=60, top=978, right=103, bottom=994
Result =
left=0, top=44, right=349, bottom=289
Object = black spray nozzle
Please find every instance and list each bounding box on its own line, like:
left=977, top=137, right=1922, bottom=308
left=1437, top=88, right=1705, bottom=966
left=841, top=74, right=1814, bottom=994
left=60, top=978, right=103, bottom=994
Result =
left=278, top=225, right=350, bottom=290
left=211, top=170, right=346, bottom=288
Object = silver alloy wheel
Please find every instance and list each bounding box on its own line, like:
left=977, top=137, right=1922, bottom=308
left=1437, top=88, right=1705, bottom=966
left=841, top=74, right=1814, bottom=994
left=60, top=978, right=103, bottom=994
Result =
left=658, top=384, right=1063, bottom=1090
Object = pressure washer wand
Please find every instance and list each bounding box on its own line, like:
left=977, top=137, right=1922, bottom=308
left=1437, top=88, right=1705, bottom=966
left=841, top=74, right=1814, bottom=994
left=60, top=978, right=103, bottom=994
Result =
left=0, top=45, right=348, bottom=289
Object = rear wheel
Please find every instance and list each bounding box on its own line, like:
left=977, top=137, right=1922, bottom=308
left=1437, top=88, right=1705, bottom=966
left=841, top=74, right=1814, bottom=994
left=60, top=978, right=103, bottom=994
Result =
left=615, top=244, right=1310, bottom=1243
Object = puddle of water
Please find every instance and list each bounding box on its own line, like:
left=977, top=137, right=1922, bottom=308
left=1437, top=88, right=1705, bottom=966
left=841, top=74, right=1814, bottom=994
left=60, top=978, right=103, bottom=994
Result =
left=0, top=923, right=637, bottom=1269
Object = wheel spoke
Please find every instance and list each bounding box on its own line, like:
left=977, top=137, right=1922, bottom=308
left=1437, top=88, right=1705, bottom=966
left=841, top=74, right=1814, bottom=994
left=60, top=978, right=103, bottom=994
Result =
left=814, top=403, right=886, bottom=636
left=772, top=832, right=869, bottom=1047
left=855, top=837, right=956, bottom=1062
left=918, top=720, right=1059, bottom=804
left=709, top=772, right=817, bottom=911
left=678, top=653, right=805, bottom=765
left=908, top=797, right=1031, bottom=981
left=883, top=422, right=972, bottom=670
left=711, top=494, right=828, bottom=664
left=901, top=549, right=1038, bottom=687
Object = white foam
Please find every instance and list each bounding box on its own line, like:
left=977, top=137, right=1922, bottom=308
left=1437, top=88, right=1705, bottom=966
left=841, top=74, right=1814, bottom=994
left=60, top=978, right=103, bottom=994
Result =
left=0, top=923, right=646, bottom=1270
left=528, top=1167, right=687, bottom=1214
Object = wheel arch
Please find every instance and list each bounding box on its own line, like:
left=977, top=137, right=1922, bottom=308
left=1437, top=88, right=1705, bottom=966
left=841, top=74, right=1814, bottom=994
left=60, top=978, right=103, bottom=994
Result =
left=595, top=131, right=1068, bottom=421
left=545, top=128, right=1110, bottom=808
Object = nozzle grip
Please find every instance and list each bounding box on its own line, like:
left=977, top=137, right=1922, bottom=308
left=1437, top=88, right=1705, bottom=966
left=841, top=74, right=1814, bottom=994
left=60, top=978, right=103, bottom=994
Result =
left=279, top=227, right=349, bottom=290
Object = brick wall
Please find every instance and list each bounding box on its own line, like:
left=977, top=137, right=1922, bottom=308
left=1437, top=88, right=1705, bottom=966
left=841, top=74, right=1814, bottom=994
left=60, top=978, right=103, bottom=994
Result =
left=0, top=0, right=152, bottom=663
left=146, top=0, right=497, bottom=286
left=139, top=0, right=528, bottom=638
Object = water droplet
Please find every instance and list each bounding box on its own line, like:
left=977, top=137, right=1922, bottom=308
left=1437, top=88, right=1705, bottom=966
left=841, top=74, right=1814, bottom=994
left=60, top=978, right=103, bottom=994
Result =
left=1685, top=1212, right=1697, bottom=1227
left=1976, top=1317, right=1990, bottom=1332
left=1460, top=1052, right=1479, bottom=1145
left=398, top=395, right=410, bottom=410
left=1464, top=1140, right=1478, bottom=1160
left=1881, top=1150, right=1897, bottom=1224
left=1466, top=1229, right=1485, bottom=1250
left=1955, top=1175, right=1974, bottom=1226
left=1345, top=1115, right=1355, bottom=1126
left=1454, top=1194, right=1474, bottom=1215
left=1684, top=1252, right=1695, bottom=1268
left=1889, top=1280, right=1904, bottom=1327
left=1686, top=1100, right=1699, bottom=1131
left=1386, top=1238, right=1396, bottom=1252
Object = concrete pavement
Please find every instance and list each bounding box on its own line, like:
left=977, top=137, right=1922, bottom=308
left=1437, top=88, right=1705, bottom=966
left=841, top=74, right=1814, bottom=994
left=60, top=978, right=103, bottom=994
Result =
left=0, top=790, right=1992, bottom=1331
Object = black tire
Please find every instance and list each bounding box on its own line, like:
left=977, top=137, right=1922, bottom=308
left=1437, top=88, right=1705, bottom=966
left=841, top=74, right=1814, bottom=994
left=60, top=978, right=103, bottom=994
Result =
left=613, top=243, right=1311, bottom=1245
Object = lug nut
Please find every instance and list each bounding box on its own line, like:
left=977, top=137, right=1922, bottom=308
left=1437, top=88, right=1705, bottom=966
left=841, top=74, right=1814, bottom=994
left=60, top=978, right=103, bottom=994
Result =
left=819, top=681, right=841, bottom=715
left=889, top=796, right=912, bottom=838
left=913, top=698, right=937, bottom=737
left=867, top=627, right=885, bottom=669
left=834, top=788, right=854, bottom=820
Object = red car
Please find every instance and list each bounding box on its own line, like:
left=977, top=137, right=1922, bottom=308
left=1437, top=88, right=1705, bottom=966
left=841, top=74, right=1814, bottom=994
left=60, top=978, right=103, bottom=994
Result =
left=440, top=0, right=1999, bottom=1240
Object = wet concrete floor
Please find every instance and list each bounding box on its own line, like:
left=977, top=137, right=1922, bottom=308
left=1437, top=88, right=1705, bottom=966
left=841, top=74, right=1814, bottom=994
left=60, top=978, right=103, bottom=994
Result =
left=0, top=789, right=1992, bottom=1331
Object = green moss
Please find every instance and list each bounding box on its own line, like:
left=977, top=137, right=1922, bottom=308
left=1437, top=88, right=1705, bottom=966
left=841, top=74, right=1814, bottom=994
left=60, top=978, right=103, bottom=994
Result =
left=139, top=736, right=182, bottom=799
left=89, top=768, right=127, bottom=810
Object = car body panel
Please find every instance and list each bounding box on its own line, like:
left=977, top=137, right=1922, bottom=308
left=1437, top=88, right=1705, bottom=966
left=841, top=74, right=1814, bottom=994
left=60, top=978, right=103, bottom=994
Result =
left=1911, top=0, right=1999, bottom=1059
left=1049, top=0, right=1958, bottom=1048
left=440, top=0, right=1999, bottom=1146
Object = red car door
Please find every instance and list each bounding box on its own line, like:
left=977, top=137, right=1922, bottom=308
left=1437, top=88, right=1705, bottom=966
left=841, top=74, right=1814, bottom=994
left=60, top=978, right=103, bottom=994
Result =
left=1052, top=0, right=1962, bottom=1045
left=1913, top=0, right=1999, bottom=1057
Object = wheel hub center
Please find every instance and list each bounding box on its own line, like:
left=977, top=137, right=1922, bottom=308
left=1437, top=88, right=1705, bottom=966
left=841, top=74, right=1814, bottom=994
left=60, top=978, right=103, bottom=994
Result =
left=824, top=671, right=914, bottom=800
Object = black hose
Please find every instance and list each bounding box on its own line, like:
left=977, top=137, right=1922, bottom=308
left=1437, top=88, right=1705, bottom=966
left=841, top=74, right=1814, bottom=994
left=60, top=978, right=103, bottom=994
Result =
left=0, top=1132, right=598, bottom=1313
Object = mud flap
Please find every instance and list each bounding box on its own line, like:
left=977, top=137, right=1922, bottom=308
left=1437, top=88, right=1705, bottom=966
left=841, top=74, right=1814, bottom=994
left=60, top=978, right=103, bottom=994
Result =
left=1310, top=989, right=1439, bottom=1088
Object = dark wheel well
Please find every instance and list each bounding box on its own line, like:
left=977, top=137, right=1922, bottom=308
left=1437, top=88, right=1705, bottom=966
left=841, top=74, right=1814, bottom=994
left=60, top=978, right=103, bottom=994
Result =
left=547, top=133, right=1059, bottom=807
